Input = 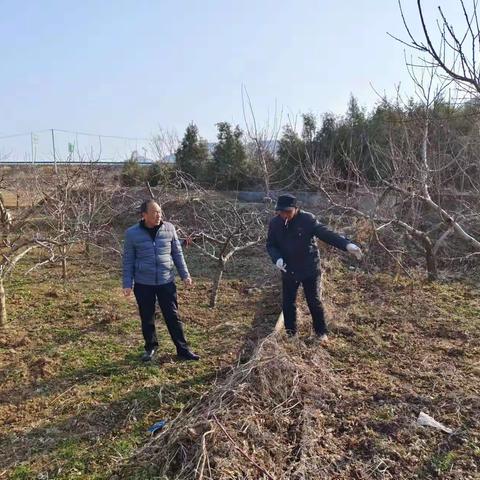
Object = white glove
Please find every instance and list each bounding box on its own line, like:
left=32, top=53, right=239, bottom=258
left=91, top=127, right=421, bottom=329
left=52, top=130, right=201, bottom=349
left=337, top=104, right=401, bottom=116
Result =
left=275, top=258, right=287, bottom=272
left=346, top=243, right=363, bottom=260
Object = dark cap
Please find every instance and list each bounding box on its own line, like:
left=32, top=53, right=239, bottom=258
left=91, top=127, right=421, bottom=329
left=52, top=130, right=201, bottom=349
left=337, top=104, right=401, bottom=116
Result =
left=275, top=194, right=297, bottom=211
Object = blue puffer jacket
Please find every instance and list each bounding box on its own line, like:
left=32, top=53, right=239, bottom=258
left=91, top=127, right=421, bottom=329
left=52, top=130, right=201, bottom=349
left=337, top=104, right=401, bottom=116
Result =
left=122, top=221, right=190, bottom=288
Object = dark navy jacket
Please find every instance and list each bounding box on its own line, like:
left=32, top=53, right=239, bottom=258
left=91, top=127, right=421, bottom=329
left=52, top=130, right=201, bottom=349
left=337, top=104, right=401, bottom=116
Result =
left=266, top=210, right=350, bottom=281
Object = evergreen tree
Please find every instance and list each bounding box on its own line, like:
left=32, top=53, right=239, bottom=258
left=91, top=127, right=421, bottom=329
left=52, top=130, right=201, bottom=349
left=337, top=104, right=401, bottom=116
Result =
left=121, top=155, right=145, bottom=186
left=146, top=162, right=163, bottom=187
left=175, top=123, right=209, bottom=180
left=277, top=124, right=306, bottom=188
left=212, top=122, right=249, bottom=189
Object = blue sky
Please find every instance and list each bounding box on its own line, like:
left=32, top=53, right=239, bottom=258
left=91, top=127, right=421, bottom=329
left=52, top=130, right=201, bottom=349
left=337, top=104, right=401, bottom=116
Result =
left=0, top=0, right=466, bottom=152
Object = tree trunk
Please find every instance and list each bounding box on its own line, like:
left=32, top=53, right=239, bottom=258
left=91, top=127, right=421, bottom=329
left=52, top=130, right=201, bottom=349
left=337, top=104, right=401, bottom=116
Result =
left=409, top=229, right=437, bottom=281
left=263, top=176, right=270, bottom=200
left=210, top=260, right=225, bottom=308
left=61, top=245, right=67, bottom=280
left=0, top=278, right=6, bottom=326
left=416, top=233, right=437, bottom=281
left=260, top=153, right=270, bottom=199
left=0, top=225, right=9, bottom=245
left=424, top=244, right=437, bottom=282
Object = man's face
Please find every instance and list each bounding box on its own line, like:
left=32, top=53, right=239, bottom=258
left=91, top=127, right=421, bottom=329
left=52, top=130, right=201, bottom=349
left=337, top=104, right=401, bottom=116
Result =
left=278, top=208, right=297, bottom=222
left=143, top=202, right=162, bottom=227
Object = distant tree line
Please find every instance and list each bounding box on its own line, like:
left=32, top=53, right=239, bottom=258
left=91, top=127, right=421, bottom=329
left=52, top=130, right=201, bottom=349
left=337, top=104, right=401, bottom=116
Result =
left=122, top=94, right=480, bottom=195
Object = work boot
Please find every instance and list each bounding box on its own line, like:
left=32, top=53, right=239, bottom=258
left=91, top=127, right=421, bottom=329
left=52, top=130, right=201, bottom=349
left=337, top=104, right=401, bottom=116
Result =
left=141, top=349, right=155, bottom=362
left=177, top=349, right=200, bottom=361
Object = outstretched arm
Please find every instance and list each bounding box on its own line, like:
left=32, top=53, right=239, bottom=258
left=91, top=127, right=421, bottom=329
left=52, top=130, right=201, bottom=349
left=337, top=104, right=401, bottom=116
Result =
left=312, top=219, right=350, bottom=251
left=313, top=219, right=363, bottom=259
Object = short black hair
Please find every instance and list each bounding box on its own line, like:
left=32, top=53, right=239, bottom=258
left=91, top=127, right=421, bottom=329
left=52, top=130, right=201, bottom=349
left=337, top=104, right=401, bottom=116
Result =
left=139, top=199, right=160, bottom=214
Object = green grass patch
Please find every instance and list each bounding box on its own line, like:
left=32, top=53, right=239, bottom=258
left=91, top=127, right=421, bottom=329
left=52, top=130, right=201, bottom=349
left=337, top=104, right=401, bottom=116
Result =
left=0, top=251, right=270, bottom=479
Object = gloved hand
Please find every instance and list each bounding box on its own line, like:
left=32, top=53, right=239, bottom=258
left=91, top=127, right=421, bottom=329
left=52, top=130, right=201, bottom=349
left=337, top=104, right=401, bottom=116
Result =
left=275, top=258, right=287, bottom=272
left=346, top=243, right=363, bottom=260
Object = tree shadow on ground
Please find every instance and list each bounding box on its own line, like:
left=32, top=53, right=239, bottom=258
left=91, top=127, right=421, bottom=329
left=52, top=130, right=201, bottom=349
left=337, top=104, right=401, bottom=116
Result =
left=0, top=368, right=217, bottom=471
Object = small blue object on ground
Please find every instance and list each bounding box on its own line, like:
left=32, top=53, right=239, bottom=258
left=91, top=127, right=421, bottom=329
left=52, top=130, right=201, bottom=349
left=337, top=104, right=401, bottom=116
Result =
left=147, top=420, right=167, bottom=434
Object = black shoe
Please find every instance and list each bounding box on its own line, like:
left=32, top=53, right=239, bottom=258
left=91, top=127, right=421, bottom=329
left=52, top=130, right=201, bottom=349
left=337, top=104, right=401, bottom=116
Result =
left=141, top=349, right=155, bottom=362
left=177, top=350, right=200, bottom=361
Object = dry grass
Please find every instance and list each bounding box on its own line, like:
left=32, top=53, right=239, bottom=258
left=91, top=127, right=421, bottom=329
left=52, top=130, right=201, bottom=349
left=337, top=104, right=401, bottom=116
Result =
left=116, top=259, right=480, bottom=480
left=0, top=249, right=279, bottom=480
left=118, top=335, right=342, bottom=479
left=0, top=236, right=478, bottom=479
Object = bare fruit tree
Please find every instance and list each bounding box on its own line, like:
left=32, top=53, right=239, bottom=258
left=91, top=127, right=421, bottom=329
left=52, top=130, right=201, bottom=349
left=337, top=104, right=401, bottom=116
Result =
left=0, top=190, right=12, bottom=243
left=0, top=191, right=56, bottom=325
left=394, top=0, right=480, bottom=95
left=143, top=172, right=267, bottom=307
left=150, top=128, right=179, bottom=162
left=35, top=164, right=86, bottom=280
left=242, top=87, right=283, bottom=199
left=142, top=172, right=269, bottom=307
left=303, top=66, right=480, bottom=280
left=185, top=197, right=267, bottom=307
left=68, top=163, right=125, bottom=258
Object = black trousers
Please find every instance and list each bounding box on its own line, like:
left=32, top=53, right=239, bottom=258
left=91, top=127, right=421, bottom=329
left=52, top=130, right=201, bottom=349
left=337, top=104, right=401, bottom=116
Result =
left=282, top=273, right=327, bottom=336
left=133, top=282, right=189, bottom=353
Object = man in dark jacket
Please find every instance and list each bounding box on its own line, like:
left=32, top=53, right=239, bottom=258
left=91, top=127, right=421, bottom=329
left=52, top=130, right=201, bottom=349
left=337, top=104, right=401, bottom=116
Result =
left=123, top=199, right=199, bottom=362
left=266, top=194, right=362, bottom=341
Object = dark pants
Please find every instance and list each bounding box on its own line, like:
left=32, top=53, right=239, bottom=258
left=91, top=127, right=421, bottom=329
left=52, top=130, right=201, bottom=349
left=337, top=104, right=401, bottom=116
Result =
left=133, top=282, right=189, bottom=353
left=282, top=273, right=327, bottom=336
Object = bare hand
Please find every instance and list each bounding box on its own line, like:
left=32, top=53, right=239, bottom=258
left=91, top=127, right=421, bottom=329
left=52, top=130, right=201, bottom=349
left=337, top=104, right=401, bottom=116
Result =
left=183, top=277, right=193, bottom=288
left=123, top=288, right=132, bottom=297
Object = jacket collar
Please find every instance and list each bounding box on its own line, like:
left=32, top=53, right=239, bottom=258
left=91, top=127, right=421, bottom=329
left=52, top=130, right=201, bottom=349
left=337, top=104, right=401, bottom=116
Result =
left=139, top=220, right=164, bottom=230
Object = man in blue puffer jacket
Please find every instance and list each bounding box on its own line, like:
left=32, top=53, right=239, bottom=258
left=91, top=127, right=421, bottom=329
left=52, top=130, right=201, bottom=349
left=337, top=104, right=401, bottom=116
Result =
left=123, top=199, right=199, bottom=362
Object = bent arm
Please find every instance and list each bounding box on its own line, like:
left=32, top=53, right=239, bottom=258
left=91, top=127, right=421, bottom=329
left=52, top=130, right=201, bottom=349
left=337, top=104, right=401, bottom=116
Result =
left=171, top=227, right=190, bottom=280
left=122, top=231, right=135, bottom=289
left=266, top=222, right=282, bottom=263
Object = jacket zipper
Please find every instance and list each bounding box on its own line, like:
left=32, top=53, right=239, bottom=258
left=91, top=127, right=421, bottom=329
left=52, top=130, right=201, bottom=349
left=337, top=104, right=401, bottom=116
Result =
left=153, top=238, right=158, bottom=284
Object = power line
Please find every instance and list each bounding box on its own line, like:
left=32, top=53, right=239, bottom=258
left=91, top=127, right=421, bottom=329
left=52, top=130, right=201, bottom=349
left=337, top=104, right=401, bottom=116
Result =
left=0, top=129, right=50, bottom=140
left=0, top=128, right=149, bottom=142
left=54, top=128, right=149, bottom=141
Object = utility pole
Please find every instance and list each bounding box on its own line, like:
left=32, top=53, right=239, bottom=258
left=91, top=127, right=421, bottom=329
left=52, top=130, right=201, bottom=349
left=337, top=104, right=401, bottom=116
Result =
left=51, top=129, right=57, bottom=173
left=31, top=132, right=38, bottom=164
left=31, top=132, right=34, bottom=165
